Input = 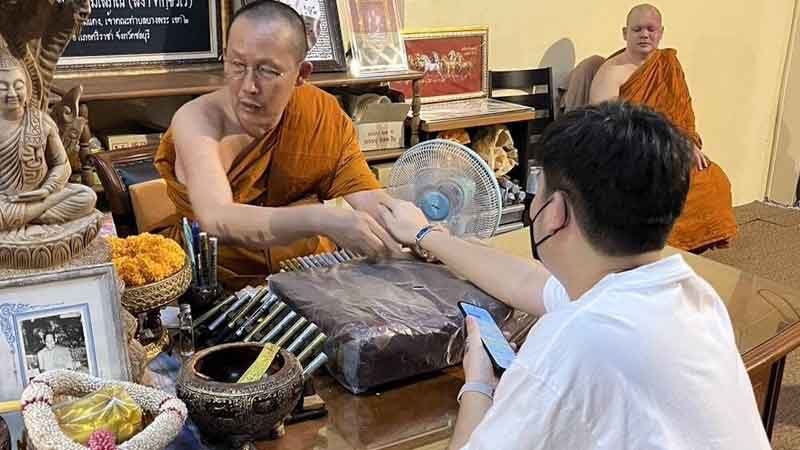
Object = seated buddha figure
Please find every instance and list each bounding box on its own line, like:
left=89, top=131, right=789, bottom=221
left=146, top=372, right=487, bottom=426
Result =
left=0, top=45, right=96, bottom=234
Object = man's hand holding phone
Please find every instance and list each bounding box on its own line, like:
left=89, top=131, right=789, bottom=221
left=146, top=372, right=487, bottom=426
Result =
left=464, top=317, right=500, bottom=386
left=460, top=302, right=518, bottom=385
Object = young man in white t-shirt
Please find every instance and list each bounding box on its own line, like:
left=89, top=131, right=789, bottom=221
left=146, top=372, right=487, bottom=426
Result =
left=378, top=101, right=771, bottom=450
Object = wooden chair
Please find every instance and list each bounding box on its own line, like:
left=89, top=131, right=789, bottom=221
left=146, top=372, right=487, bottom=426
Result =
left=90, top=144, right=161, bottom=237
left=489, top=67, right=556, bottom=143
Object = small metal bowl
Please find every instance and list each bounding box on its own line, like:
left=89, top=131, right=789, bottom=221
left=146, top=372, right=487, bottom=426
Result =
left=176, top=343, right=303, bottom=446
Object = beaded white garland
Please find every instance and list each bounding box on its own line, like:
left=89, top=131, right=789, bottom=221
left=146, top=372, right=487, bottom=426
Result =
left=21, top=370, right=187, bottom=450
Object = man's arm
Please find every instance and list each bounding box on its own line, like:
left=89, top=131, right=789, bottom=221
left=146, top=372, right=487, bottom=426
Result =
left=170, top=97, right=390, bottom=256
left=379, top=199, right=549, bottom=316
left=449, top=393, right=493, bottom=450
left=589, top=64, right=621, bottom=104
left=417, top=232, right=548, bottom=316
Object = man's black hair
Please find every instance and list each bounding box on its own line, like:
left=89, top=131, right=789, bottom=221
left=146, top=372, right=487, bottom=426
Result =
left=533, top=101, right=692, bottom=256
left=229, top=0, right=309, bottom=59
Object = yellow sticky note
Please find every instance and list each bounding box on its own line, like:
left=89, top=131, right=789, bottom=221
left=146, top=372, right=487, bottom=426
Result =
left=237, top=343, right=280, bottom=383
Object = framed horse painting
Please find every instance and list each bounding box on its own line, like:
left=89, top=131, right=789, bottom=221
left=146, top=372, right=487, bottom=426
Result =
left=389, top=26, right=489, bottom=103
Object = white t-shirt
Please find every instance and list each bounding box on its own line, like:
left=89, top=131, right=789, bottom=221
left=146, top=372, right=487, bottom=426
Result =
left=461, top=255, right=771, bottom=450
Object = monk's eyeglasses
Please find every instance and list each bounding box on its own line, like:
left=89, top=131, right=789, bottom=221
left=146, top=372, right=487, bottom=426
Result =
left=224, top=59, right=285, bottom=81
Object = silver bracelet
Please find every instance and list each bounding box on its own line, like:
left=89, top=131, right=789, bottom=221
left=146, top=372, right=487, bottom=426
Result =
left=457, top=381, right=495, bottom=404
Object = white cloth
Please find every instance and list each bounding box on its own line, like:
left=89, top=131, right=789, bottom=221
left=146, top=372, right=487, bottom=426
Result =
left=461, top=255, right=770, bottom=450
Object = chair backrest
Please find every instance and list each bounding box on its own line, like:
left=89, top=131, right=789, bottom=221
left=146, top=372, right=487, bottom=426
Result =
left=489, top=67, right=555, bottom=135
left=90, top=144, right=161, bottom=236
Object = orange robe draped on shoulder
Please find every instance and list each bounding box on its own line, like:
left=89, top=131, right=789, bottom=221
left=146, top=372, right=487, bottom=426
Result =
left=154, top=84, right=381, bottom=289
left=617, top=48, right=737, bottom=251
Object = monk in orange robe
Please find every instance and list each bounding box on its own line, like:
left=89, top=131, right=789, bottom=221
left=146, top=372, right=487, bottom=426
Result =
left=154, top=1, right=401, bottom=288
left=590, top=4, right=737, bottom=252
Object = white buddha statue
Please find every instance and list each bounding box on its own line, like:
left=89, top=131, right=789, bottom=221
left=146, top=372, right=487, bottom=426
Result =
left=0, top=44, right=96, bottom=232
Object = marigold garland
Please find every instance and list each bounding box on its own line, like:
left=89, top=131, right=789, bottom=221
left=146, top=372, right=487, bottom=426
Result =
left=108, top=234, right=185, bottom=287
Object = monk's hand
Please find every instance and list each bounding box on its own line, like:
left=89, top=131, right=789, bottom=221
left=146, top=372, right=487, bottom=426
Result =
left=377, top=198, right=430, bottom=246
left=328, top=209, right=397, bottom=259
left=11, top=189, right=49, bottom=203
left=693, top=145, right=709, bottom=171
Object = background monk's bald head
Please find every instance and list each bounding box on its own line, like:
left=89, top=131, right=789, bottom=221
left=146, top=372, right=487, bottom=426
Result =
left=229, top=0, right=309, bottom=61
left=626, top=4, right=662, bottom=27
left=623, top=3, right=664, bottom=59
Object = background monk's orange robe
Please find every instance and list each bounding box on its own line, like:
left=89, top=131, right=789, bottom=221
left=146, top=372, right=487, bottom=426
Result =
left=154, top=84, right=381, bottom=288
left=618, top=48, right=737, bottom=251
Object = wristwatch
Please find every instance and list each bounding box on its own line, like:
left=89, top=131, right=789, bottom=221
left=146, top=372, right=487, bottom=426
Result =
left=457, top=382, right=495, bottom=404
left=414, top=224, right=445, bottom=262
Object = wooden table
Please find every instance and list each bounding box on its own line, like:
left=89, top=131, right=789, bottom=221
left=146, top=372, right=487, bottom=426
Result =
left=254, top=229, right=800, bottom=449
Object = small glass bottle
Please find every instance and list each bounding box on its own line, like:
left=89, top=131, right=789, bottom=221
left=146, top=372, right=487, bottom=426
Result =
left=177, top=304, right=195, bottom=359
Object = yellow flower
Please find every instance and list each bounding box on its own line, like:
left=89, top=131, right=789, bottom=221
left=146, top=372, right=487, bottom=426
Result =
left=107, top=233, right=186, bottom=287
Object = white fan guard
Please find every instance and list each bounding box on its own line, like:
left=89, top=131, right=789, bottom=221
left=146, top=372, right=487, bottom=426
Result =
left=388, top=139, right=503, bottom=239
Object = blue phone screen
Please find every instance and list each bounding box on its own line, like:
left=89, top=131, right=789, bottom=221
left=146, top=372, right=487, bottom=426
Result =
left=461, top=303, right=516, bottom=369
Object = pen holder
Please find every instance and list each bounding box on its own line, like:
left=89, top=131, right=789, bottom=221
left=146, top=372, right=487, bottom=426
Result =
left=184, top=283, right=225, bottom=317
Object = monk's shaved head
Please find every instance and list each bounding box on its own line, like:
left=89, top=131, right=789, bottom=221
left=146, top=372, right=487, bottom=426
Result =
left=229, top=0, right=309, bottom=60
left=626, top=4, right=662, bottom=26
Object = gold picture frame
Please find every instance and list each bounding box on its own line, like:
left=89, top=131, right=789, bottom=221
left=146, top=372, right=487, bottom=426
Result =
left=389, top=26, right=489, bottom=103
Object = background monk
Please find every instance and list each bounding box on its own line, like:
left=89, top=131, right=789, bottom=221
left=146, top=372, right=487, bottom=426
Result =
left=589, top=3, right=737, bottom=252
left=155, top=0, right=401, bottom=288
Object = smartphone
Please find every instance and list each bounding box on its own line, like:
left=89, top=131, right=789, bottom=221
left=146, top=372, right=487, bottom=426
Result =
left=458, top=302, right=516, bottom=372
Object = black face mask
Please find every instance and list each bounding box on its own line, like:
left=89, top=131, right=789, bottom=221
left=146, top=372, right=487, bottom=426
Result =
left=528, top=197, right=567, bottom=262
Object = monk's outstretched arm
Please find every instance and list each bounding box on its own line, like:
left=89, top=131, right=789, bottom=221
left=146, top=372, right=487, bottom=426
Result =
left=171, top=100, right=392, bottom=257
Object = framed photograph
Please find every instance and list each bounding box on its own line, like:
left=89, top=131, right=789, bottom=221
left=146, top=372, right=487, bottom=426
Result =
left=389, top=26, right=489, bottom=103
left=57, top=0, right=222, bottom=75
left=232, top=0, right=347, bottom=72
left=344, top=0, right=409, bottom=76
left=0, top=264, right=129, bottom=402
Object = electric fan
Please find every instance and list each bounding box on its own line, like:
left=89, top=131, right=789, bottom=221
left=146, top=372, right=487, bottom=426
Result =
left=388, top=139, right=503, bottom=239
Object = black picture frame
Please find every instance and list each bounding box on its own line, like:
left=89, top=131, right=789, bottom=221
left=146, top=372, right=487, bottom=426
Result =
left=57, top=0, right=222, bottom=76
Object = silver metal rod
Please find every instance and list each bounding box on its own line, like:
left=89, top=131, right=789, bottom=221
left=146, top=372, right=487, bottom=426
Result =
left=208, top=291, right=252, bottom=331
left=319, top=253, right=334, bottom=265
left=274, top=317, right=308, bottom=348
left=332, top=250, right=348, bottom=263
left=235, top=293, right=278, bottom=337
left=302, top=352, right=329, bottom=381
left=302, top=256, right=321, bottom=268
left=259, top=311, right=298, bottom=344
left=208, top=237, right=218, bottom=287
left=193, top=293, right=237, bottom=329
left=228, top=286, right=269, bottom=328
left=296, top=257, right=313, bottom=270
left=243, top=302, right=287, bottom=342
left=296, top=333, right=327, bottom=364
left=322, top=253, right=338, bottom=266
left=310, top=254, right=328, bottom=267
left=310, top=255, right=326, bottom=267
left=286, top=323, right=319, bottom=354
